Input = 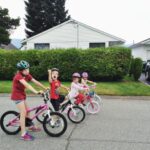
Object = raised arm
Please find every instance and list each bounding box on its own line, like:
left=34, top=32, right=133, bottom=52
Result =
left=31, top=78, right=47, bottom=90
left=48, top=69, right=52, bottom=83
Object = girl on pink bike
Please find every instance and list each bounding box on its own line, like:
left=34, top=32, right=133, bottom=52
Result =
left=11, top=60, right=47, bottom=141
left=81, top=72, right=96, bottom=88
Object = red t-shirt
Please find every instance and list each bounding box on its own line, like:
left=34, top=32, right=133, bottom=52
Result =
left=50, top=80, right=61, bottom=100
left=11, top=72, right=33, bottom=100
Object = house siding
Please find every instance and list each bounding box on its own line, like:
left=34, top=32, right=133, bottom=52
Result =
left=132, top=46, right=147, bottom=61
left=22, top=21, right=124, bottom=50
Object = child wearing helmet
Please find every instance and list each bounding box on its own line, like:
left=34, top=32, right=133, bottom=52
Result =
left=81, top=72, right=96, bottom=87
left=48, top=68, right=69, bottom=111
left=11, top=60, right=47, bottom=141
left=68, top=73, right=89, bottom=105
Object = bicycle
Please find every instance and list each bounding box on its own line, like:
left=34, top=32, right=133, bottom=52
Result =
left=59, top=97, right=86, bottom=124
left=0, top=90, right=67, bottom=137
left=36, top=92, right=86, bottom=124
left=76, top=85, right=100, bottom=114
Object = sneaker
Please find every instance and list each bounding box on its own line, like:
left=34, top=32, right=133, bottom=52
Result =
left=21, top=132, right=35, bottom=141
left=28, top=126, right=41, bottom=132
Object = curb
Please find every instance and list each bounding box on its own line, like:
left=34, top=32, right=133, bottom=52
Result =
left=0, top=94, right=150, bottom=100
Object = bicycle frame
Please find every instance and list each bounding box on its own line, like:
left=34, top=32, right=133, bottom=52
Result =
left=60, top=100, right=77, bottom=116
left=7, top=103, right=50, bottom=127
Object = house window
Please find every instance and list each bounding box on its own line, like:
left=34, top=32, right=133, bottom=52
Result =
left=89, top=43, right=105, bottom=48
left=34, top=43, right=50, bottom=49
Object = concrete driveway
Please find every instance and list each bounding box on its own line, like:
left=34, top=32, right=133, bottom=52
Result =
left=1, top=96, right=150, bottom=150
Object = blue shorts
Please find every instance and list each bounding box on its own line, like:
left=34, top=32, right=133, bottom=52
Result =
left=14, top=100, right=25, bottom=105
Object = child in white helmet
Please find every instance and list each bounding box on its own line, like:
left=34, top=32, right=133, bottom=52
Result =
left=68, top=73, right=88, bottom=105
left=81, top=72, right=96, bottom=88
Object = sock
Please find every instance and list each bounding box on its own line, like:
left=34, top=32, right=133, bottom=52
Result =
left=21, top=131, right=27, bottom=136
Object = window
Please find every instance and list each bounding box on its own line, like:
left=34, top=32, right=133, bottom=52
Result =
left=34, top=43, right=50, bottom=49
left=89, top=43, right=105, bottom=48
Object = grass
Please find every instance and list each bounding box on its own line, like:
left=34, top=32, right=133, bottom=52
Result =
left=0, top=77, right=150, bottom=96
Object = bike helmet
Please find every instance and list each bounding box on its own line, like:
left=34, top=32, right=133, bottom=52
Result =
left=16, top=60, right=30, bottom=71
left=82, top=72, right=88, bottom=78
left=72, top=72, right=81, bottom=78
left=51, top=68, right=59, bottom=72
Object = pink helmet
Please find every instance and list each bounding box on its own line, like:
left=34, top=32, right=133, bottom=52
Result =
left=82, top=72, right=88, bottom=78
left=72, top=72, right=81, bottom=78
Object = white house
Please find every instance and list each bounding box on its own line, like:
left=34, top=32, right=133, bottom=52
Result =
left=131, top=38, right=150, bottom=61
left=21, top=19, right=125, bottom=50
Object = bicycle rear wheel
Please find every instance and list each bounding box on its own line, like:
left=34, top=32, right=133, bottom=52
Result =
left=86, top=100, right=100, bottom=114
left=0, top=111, right=21, bottom=135
left=43, top=112, right=67, bottom=137
left=67, top=106, right=85, bottom=124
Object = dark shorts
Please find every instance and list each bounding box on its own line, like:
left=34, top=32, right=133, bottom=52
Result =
left=51, top=95, right=65, bottom=111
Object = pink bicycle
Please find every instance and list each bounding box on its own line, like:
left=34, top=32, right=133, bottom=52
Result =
left=76, top=85, right=100, bottom=114
left=0, top=90, right=67, bottom=137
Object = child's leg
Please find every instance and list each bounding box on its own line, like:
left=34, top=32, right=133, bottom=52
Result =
left=16, top=101, right=27, bottom=135
left=75, top=94, right=85, bottom=105
left=24, top=101, right=41, bottom=132
left=24, top=101, right=31, bottom=118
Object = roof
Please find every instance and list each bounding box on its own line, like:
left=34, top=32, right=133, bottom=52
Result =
left=22, top=19, right=125, bottom=43
left=1, top=43, right=18, bottom=50
left=130, top=38, right=150, bottom=48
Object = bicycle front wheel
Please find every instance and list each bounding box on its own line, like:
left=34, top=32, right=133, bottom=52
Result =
left=94, top=94, right=102, bottom=104
left=43, top=112, right=67, bottom=137
left=35, top=107, right=52, bottom=123
left=86, top=101, right=100, bottom=114
left=67, top=106, right=85, bottom=124
left=0, top=111, right=21, bottom=135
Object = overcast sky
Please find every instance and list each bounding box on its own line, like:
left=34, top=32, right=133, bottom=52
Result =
left=0, top=0, right=150, bottom=44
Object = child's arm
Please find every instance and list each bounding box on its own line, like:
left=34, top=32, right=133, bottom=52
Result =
left=73, top=83, right=88, bottom=91
left=60, top=84, right=70, bottom=92
left=87, top=80, right=97, bottom=85
left=81, top=78, right=86, bottom=86
left=19, top=79, right=42, bottom=94
left=31, top=78, right=47, bottom=90
left=48, top=69, right=52, bottom=83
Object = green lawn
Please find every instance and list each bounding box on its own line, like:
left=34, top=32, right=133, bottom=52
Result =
left=0, top=78, right=150, bottom=96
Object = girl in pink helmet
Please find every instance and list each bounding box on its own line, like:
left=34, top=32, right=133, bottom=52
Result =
left=81, top=72, right=96, bottom=88
left=68, top=73, right=89, bottom=105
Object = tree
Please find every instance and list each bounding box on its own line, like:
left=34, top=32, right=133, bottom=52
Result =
left=25, top=0, right=70, bottom=38
left=0, top=7, right=20, bottom=45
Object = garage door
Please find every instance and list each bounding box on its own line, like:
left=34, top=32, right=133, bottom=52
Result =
left=147, top=50, right=150, bottom=60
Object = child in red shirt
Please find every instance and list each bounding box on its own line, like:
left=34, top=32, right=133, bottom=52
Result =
left=11, top=60, right=47, bottom=141
left=48, top=68, right=69, bottom=111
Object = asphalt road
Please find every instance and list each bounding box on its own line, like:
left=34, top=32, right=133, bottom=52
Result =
left=1, top=96, right=150, bottom=150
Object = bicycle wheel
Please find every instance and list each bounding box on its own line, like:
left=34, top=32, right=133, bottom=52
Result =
left=0, top=111, right=21, bottom=135
left=35, top=107, right=52, bottom=123
left=43, top=112, right=67, bottom=137
left=67, top=106, right=85, bottom=124
left=86, top=100, right=100, bottom=114
left=94, top=94, right=102, bottom=104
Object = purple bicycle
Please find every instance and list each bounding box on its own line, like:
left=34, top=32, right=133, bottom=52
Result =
left=0, top=90, right=67, bottom=137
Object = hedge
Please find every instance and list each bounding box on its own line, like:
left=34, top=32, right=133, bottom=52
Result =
left=0, top=47, right=131, bottom=81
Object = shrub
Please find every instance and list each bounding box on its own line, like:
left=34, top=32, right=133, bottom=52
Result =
left=132, top=58, right=143, bottom=81
left=0, top=47, right=131, bottom=81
